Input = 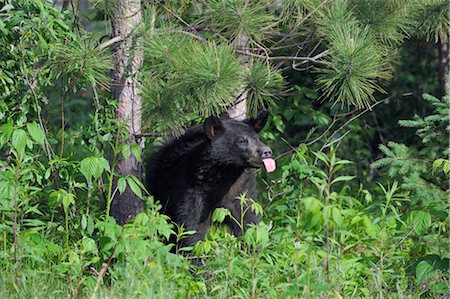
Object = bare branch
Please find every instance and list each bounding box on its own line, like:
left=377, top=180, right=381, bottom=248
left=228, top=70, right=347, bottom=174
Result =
left=235, top=49, right=330, bottom=64
left=160, top=3, right=205, bottom=41
left=98, top=36, right=123, bottom=50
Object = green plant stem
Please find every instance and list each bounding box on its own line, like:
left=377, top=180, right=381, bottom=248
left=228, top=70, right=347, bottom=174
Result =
left=250, top=253, right=255, bottom=299
left=105, top=135, right=120, bottom=218
left=64, top=207, right=69, bottom=250
left=12, top=158, right=22, bottom=287
left=2, top=213, right=6, bottom=255
left=59, top=86, right=65, bottom=159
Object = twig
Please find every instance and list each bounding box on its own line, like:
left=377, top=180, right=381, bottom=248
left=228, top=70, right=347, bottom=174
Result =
left=160, top=3, right=205, bottom=41
left=98, top=36, right=123, bottom=50
left=160, top=29, right=205, bottom=41
left=133, top=132, right=164, bottom=138
left=275, top=95, right=394, bottom=161
left=19, top=43, right=54, bottom=162
left=235, top=49, right=330, bottom=64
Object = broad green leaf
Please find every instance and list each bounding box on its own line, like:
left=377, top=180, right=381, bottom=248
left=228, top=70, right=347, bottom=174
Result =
left=250, top=202, right=263, bottom=216
left=26, top=122, right=45, bottom=145
left=444, top=161, right=450, bottom=174
left=0, top=123, right=14, bottom=147
left=211, top=208, right=231, bottom=223
left=432, top=158, right=444, bottom=169
left=99, top=157, right=110, bottom=173
left=332, top=207, right=343, bottom=226
left=430, top=283, right=449, bottom=294
left=118, top=177, right=127, bottom=194
left=130, top=175, right=147, bottom=193
left=415, top=260, right=434, bottom=282
left=407, top=210, right=431, bottom=234
left=80, top=237, right=98, bottom=255
left=81, top=214, right=87, bottom=230
left=131, top=143, right=141, bottom=161
left=122, top=144, right=131, bottom=160
left=126, top=177, right=142, bottom=198
left=80, top=156, right=109, bottom=181
left=62, top=192, right=75, bottom=210
left=303, top=197, right=322, bottom=213
left=12, top=128, right=28, bottom=154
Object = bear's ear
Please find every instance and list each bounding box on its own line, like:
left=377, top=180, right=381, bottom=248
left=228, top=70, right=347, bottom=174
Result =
left=219, top=111, right=230, bottom=120
left=245, top=109, right=269, bottom=133
left=204, top=116, right=225, bottom=140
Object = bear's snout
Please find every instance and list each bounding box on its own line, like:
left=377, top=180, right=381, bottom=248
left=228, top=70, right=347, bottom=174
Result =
left=258, top=146, right=273, bottom=159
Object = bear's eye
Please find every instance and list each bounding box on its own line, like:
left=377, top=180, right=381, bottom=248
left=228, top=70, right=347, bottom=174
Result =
left=237, top=137, right=248, bottom=145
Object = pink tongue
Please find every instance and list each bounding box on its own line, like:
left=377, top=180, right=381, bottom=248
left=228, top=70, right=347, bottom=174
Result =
left=262, top=158, right=276, bottom=173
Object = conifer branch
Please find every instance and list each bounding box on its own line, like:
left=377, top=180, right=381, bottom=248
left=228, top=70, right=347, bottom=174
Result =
left=235, top=49, right=330, bottom=64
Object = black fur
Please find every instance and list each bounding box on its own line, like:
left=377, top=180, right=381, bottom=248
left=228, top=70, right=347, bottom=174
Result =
left=146, top=110, right=272, bottom=246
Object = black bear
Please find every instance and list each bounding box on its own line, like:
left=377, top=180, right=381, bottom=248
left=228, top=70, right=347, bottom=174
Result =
left=146, top=110, right=276, bottom=246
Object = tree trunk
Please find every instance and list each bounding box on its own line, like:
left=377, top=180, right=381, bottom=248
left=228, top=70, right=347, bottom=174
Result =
left=109, top=0, right=144, bottom=224
left=228, top=32, right=250, bottom=120
left=438, top=39, right=449, bottom=96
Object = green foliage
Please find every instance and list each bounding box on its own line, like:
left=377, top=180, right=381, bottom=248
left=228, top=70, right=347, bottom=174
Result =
left=351, top=0, right=412, bottom=45
left=372, top=92, right=449, bottom=205
left=316, top=0, right=393, bottom=108
left=47, top=34, right=113, bottom=91
left=141, top=33, right=243, bottom=130
left=412, top=0, right=450, bottom=42
left=199, top=0, right=277, bottom=43
left=246, top=59, right=284, bottom=116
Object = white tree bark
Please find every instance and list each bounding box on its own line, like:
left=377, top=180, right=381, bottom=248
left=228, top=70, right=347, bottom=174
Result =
left=228, top=32, right=250, bottom=120
left=110, top=0, right=144, bottom=224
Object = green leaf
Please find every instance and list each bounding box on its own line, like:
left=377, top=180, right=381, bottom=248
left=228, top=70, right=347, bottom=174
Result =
left=26, top=122, right=45, bottom=145
left=332, top=207, right=343, bottom=226
left=118, top=177, right=127, bottom=194
left=126, top=177, right=142, bottom=199
left=430, top=283, right=449, bottom=294
left=415, top=260, right=434, bottom=282
left=131, top=143, right=141, bottom=161
left=211, top=208, right=231, bottom=223
left=130, top=175, right=147, bottom=194
left=313, top=151, right=330, bottom=167
left=122, top=144, right=131, bottom=160
left=62, top=192, right=75, bottom=210
left=432, top=158, right=444, bottom=169
left=0, top=123, right=14, bottom=147
left=250, top=202, right=263, bottom=216
left=407, top=210, right=431, bottom=234
left=80, top=156, right=109, bottom=181
left=334, top=159, right=354, bottom=165
left=80, top=237, right=98, bottom=255
left=0, top=4, right=14, bottom=12
left=303, top=197, right=322, bottom=213
left=12, top=129, right=28, bottom=154
left=331, top=176, right=355, bottom=185
left=444, top=161, right=450, bottom=174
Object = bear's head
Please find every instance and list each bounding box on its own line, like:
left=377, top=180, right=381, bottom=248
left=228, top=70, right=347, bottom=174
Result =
left=204, top=109, right=276, bottom=172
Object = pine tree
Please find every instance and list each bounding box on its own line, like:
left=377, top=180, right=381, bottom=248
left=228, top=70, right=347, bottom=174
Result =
left=371, top=91, right=449, bottom=206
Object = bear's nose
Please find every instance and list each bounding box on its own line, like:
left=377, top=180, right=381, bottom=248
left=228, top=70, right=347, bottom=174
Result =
left=259, top=146, right=273, bottom=159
